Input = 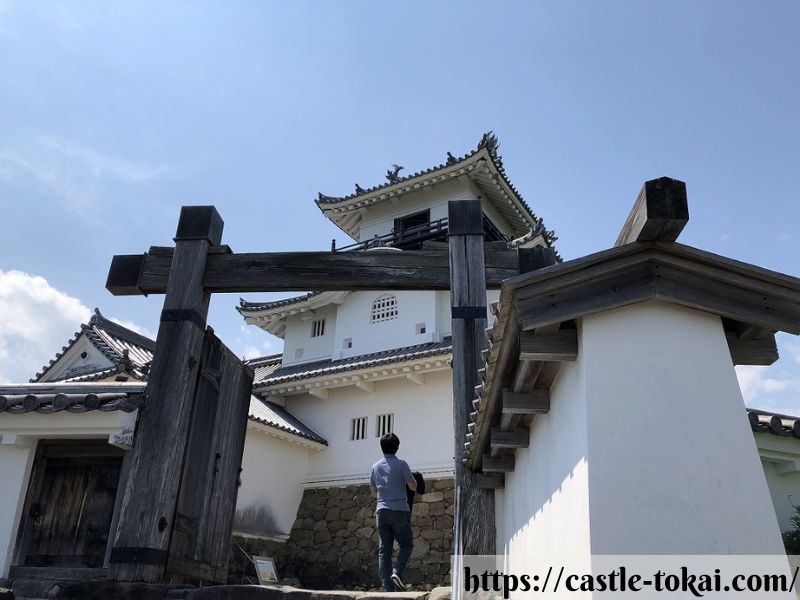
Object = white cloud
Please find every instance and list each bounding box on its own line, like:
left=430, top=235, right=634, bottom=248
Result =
left=242, top=345, right=263, bottom=360
left=109, top=317, right=156, bottom=341
left=0, top=270, right=90, bottom=382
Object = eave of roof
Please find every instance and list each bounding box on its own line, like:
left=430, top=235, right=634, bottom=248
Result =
left=465, top=239, right=800, bottom=468
left=315, top=132, right=555, bottom=243
left=0, top=383, right=146, bottom=415
left=248, top=396, right=328, bottom=447
left=748, top=408, right=800, bottom=438
left=251, top=340, right=452, bottom=392
left=237, top=292, right=349, bottom=338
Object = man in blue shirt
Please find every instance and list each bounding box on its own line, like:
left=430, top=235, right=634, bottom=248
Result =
left=370, top=433, right=417, bottom=591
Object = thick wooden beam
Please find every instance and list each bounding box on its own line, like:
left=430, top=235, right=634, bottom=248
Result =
left=518, top=329, right=578, bottom=361
left=614, top=177, right=688, bottom=246
left=490, top=428, right=530, bottom=449
left=482, top=454, right=515, bottom=473
left=109, top=207, right=220, bottom=583
left=448, top=199, right=495, bottom=556
left=106, top=245, right=522, bottom=296
left=502, top=389, right=550, bottom=414
left=725, top=332, right=779, bottom=366
left=476, top=474, right=505, bottom=489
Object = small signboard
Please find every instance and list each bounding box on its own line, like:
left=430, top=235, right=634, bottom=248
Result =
left=252, top=555, right=278, bottom=584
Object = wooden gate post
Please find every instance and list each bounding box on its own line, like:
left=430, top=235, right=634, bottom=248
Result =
left=109, top=206, right=223, bottom=582
left=448, top=199, right=496, bottom=555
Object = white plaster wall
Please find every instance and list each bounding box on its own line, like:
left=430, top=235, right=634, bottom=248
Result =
left=760, top=458, right=800, bottom=533
left=236, top=427, right=311, bottom=538
left=38, top=335, right=114, bottom=382
left=357, top=178, right=516, bottom=242
left=358, top=179, right=476, bottom=241
left=497, top=348, right=592, bottom=572
left=0, top=440, right=35, bottom=578
left=285, top=370, right=454, bottom=484
left=333, top=291, right=438, bottom=359
left=282, top=305, right=337, bottom=366
left=0, top=411, right=129, bottom=438
left=581, top=301, right=786, bottom=554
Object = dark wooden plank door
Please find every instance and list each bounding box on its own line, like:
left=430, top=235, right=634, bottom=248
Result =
left=167, top=328, right=254, bottom=583
left=21, top=442, right=123, bottom=568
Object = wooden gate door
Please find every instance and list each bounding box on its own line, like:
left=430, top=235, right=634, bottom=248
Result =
left=17, top=441, right=124, bottom=568
left=166, top=328, right=254, bottom=583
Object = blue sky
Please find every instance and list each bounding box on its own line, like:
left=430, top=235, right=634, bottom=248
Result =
left=0, top=1, right=798, bottom=412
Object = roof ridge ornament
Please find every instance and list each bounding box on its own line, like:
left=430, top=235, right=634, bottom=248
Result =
left=385, top=164, right=404, bottom=183
left=355, top=183, right=366, bottom=194
left=477, top=130, right=500, bottom=158
left=446, top=152, right=458, bottom=165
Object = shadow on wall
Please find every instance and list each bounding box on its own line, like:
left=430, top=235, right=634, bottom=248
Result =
left=234, top=504, right=283, bottom=539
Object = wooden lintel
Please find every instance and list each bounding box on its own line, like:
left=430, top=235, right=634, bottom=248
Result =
left=614, top=177, right=688, bottom=246
left=476, top=474, right=505, bottom=489
left=502, top=389, right=550, bottom=414
left=519, top=329, right=578, bottom=361
left=482, top=454, right=515, bottom=473
left=490, top=428, right=529, bottom=449
left=106, top=245, right=522, bottom=296
left=725, top=332, right=779, bottom=366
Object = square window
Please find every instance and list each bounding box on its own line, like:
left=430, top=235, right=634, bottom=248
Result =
left=416, top=323, right=427, bottom=335
left=343, top=337, right=353, bottom=349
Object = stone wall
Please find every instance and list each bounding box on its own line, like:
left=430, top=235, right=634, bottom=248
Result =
left=234, top=478, right=454, bottom=590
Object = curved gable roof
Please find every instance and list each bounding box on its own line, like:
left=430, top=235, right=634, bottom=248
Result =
left=316, top=132, right=556, bottom=243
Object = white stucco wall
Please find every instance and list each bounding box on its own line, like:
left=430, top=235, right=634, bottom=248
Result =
left=761, top=460, right=800, bottom=534
left=235, top=426, right=312, bottom=539
left=333, top=290, right=438, bottom=359
left=0, top=439, right=35, bottom=578
left=285, top=370, right=454, bottom=485
left=37, top=335, right=114, bottom=382
left=282, top=305, right=338, bottom=366
left=755, top=432, right=800, bottom=534
left=357, top=179, right=477, bottom=241
left=498, top=300, right=787, bottom=565
left=497, top=341, right=592, bottom=572
left=581, top=301, right=784, bottom=554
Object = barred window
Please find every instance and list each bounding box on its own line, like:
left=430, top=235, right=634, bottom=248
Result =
left=371, top=294, right=398, bottom=323
left=351, top=416, right=367, bottom=441
left=311, top=319, right=326, bottom=337
left=376, top=413, right=394, bottom=437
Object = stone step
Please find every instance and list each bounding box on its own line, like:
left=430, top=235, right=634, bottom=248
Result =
left=180, top=586, right=434, bottom=600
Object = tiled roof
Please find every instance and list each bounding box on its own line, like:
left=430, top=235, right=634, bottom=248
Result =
left=747, top=408, right=800, bottom=438
left=238, top=292, right=322, bottom=314
left=248, top=396, right=328, bottom=446
left=315, top=132, right=557, bottom=243
left=245, top=353, right=283, bottom=382
left=0, top=383, right=146, bottom=414
left=249, top=339, right=452, bottom=389
left=33, top=309, right=155, bottom=382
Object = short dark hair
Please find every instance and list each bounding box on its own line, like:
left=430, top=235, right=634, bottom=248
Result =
left=380, top=432, right=400, bottom=455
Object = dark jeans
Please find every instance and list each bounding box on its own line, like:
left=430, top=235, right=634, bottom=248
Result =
left=376, top=508, right=413, bottom=591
